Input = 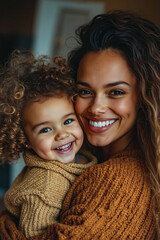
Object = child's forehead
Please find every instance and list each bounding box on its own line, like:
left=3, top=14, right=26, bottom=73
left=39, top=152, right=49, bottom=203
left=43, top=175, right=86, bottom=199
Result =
left=30, top=95, right=74, bottom=113
left=25, top=95, right=73, bottom=112
left=23, top=95, right=75, bottom=124
left=38, top=95, right=73, bottom=105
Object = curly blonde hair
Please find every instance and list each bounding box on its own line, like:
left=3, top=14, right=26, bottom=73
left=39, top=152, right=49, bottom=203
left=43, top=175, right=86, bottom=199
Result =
left=0, top=50, right=76, bottom=164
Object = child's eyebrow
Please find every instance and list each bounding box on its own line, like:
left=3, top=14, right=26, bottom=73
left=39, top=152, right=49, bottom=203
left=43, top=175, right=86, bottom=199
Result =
left=32, top=112, right=76, bottom=131
left=63, top=112, right=76, bottom=118
left=32, top=121, right=50, bottom=131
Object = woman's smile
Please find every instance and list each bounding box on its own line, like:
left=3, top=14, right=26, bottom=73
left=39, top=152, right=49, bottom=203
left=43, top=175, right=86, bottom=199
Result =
left=86, top=117, right=117, bottom=133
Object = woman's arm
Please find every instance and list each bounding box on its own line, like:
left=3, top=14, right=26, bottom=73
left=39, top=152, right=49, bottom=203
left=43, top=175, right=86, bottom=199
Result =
left=0, top=209, right=26, bottom=240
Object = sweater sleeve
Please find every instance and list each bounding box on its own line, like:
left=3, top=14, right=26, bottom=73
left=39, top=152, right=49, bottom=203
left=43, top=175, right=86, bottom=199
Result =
left=0, top=151, right=156, bottom=240
left=19, top=195, right=60, bottom=238
left=3, top=165, right=73, bottom=238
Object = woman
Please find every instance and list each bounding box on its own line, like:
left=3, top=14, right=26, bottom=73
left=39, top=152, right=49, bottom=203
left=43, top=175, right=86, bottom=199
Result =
left=0, top=10, right=160, bottom=239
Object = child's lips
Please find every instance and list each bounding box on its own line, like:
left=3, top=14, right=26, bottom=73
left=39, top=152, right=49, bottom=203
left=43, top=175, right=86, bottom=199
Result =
left=54, top=142, right=74, bottom=154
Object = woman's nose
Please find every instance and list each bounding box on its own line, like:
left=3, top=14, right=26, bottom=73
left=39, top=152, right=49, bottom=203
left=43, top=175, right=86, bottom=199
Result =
left=88, top=96, right=107, bottom=115
left=55, top=130, right=69, bottom=141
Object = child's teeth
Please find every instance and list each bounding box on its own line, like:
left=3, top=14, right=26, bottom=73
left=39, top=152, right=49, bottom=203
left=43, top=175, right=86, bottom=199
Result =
left=56, top=143, right=71, bottom=151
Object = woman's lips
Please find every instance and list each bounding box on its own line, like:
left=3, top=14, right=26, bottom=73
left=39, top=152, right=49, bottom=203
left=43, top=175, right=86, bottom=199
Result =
left=54, top=142, right=74, bottom=154
left=87, top=119, right=117, bottom=133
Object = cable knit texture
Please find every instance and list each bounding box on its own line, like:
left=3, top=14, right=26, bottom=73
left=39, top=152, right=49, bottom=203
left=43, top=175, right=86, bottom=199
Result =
left=3, top=149, right=97, bottom=238
left=0, top=149, right=156, bottom=239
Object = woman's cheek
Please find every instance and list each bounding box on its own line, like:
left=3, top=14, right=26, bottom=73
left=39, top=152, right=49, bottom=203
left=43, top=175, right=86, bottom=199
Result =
left=112, top=99, right=131, bottom=115
left=75, top=98, right=88, bottom=115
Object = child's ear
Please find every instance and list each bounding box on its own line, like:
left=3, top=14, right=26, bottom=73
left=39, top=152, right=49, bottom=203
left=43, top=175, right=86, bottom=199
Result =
left=26, top=143, right=31, bottom=149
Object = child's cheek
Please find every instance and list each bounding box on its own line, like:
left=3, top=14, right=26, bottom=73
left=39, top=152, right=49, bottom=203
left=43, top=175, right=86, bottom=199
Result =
left=37, top=137, right=52, bottom=152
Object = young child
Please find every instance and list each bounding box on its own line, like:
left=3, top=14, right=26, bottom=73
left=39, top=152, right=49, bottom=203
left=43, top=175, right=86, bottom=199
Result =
left=0, top=50, right=97, bottom=238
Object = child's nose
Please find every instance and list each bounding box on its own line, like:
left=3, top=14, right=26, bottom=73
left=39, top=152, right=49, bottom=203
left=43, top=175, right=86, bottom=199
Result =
left=55, top=130, right=69, bottom=141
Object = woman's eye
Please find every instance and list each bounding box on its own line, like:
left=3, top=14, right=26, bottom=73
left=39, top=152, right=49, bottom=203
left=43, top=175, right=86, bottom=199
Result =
left=109, top=90, right=125, bottom=97
left=39, top=127, right=52, bottom=134
left=78, top=89, right=93, bottom=97
left=64, top=119, right=74, bottom=125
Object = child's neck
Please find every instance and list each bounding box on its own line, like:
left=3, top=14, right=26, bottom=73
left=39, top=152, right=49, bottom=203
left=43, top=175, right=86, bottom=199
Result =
left=77, top=155, right=88, bottom=164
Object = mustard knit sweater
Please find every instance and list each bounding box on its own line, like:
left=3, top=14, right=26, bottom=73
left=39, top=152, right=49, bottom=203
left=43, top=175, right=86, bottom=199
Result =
left=3, top=150, right=97, bottom=238
left=0, top=149, right=156, bottom=239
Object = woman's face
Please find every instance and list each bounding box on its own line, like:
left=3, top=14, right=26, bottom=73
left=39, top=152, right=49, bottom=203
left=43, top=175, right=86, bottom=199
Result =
left=75, top=49, right=139, bottom=154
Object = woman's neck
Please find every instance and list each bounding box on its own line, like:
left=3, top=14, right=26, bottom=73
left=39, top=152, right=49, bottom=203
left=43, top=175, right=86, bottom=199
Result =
left=102, top=128, right=138, bottom=161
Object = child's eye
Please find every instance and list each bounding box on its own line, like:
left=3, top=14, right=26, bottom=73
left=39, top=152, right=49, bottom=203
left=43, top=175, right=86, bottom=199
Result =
left=39, top=127, right=52, bottom=134
left=108, top=89, right=125, bottom=97
left=64, top=119, right=74, bottom=125
left=78, top=89, right=93, bottom=97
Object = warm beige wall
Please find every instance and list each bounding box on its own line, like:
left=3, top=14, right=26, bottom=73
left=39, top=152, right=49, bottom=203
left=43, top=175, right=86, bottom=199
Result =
left=0, top=0, right=159, bottom=35
left=73, top=0, right=160, bottom=25
left=105, top=0, right=160, bottom=25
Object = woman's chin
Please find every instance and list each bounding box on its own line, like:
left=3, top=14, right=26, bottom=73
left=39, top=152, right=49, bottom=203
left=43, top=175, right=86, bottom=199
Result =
left=87, top=136, right=109, bottom=147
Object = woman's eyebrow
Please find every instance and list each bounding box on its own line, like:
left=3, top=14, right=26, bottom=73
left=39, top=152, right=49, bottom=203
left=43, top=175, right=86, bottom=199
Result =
left=77, top=80, right=130, bottom=87
left=76, top=81, right=90, bottom=87
left=105, top=81, right=130, bottom=87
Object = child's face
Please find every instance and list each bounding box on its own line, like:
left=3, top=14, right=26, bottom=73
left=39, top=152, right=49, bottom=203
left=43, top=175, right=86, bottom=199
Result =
left=23, top=96, right=84, bottom=163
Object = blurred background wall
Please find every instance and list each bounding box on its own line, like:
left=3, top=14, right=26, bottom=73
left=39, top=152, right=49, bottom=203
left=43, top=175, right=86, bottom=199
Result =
left=0, top=0, right=160, bottom=63
left=0, top=0, right=160, bottom=207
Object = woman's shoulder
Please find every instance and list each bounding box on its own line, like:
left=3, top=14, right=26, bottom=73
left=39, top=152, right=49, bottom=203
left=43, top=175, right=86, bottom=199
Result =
left=61, top=148, right=155, bottom=239
left=81, top=149, right=144, bottom=174
left=65, top=148, right=147, bottom=203
left=65, top=149, right=144, bottom=194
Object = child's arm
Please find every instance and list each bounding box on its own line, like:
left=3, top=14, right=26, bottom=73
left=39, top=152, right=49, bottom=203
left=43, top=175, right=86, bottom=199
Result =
left=4, top=165, right=71, bottom=238
left=19, top=195, right=60, bottom=238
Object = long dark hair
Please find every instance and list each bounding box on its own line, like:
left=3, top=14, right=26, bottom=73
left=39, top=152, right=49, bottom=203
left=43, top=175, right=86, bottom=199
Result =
left=68, top=10, right=160, bottom=237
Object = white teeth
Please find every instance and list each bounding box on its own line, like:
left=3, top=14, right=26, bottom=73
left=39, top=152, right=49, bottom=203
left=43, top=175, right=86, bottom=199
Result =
left=56, top=143, right=71, bottom=151
left=97, top=122, right=102, bottom=127
left=89, top=120, right=116, bottom=128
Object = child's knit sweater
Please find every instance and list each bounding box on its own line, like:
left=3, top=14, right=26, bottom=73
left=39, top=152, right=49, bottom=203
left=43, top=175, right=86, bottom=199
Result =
left=3, top=149, right=97, bottom=238
left=0, top=149, right=156, bottom=239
